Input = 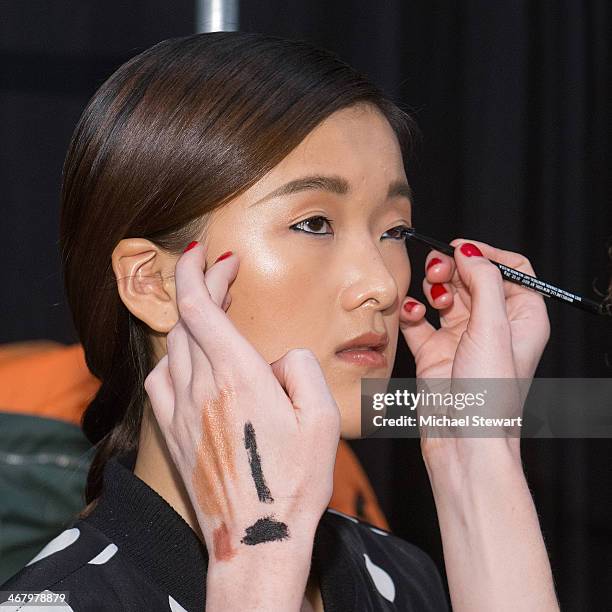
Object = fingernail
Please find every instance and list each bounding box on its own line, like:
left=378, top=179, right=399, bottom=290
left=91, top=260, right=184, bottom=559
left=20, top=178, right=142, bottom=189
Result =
left=403, top=300, right=419, bottom=313
left=460, top=243, right=483, bottom=257
left=214, top=250, right=233, bottom=263
left=431, top=283, right=447, bottom=300
left=426, top=257, right=442, bottom=271
left=183, top=241, right=198, bottom=253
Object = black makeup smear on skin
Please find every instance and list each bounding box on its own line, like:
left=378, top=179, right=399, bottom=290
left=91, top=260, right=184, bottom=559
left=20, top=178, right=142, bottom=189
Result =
left=241, top=515, right=290, bottom=545
left=244, top=421, right=274, bottom=503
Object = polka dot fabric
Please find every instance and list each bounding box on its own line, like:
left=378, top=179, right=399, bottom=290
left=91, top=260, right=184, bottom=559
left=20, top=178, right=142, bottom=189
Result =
left=1, top=453, right=449, bottom=611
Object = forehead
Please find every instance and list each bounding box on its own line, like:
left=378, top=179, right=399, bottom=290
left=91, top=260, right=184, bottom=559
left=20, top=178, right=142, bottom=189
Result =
left=243, top=104, right=406, bottom=203
left=286, top=104, right=402, bottom=172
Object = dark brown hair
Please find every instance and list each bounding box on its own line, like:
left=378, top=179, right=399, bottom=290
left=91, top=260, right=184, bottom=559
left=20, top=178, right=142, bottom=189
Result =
left=59, top=31, right=418, bottom=506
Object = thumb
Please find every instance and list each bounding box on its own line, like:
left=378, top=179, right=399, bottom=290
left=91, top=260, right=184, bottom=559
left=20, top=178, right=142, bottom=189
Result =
left=451, top=240, right=509, bottom=333
left=270, top=348, right=339, bottom=426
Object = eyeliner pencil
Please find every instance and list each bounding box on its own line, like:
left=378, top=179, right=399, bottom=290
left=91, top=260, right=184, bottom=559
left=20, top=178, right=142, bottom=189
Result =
left=402, top=228, right=611, bottom=317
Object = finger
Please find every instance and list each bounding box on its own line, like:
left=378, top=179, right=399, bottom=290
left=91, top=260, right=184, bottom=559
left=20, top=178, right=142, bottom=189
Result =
left=449, top=237, right=537, bottom=297
left=400, top=297, right=427, bottom=322
left=452, top=240, right=510, bottom=330
left=176, top=242, right=262, bottom=375
left=270, top=348, right=339, bottom=427
left=203, top=250, right=238, bottom=308
left=144, top=354, right=174, bottom=432
left=422, top=278, right=454, bottom=310
left=425, top=252, right=455, bottom=284
left=449, top=237, right=533, bottom=270
left=166, top=320, right=193, bottom=395
left=399, top=297, right=437, bottom=358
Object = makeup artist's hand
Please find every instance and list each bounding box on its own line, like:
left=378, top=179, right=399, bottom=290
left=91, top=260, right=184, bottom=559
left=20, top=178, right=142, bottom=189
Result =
left=143, top=242, right=341, bottom=611
left=400, top=240, right=559, bottom=612
left=399, top=238, right=550, bottom=459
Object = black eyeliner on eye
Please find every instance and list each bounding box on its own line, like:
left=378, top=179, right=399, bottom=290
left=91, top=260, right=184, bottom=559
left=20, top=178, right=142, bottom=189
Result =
left=290, top=218, right=412, bottom=240
left=383, top=225, right=413, bottom=240
left=290, top=215, right=333, bottom=235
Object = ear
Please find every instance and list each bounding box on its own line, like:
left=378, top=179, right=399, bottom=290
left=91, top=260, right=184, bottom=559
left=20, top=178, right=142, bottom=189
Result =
left=111, top=238, right=178, bottom=333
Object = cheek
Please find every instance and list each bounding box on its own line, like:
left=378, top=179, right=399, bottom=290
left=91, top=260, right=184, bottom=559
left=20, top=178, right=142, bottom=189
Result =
left=395, top=250, right=411, bottom=295
left=224, top=246, right=329, bottom=363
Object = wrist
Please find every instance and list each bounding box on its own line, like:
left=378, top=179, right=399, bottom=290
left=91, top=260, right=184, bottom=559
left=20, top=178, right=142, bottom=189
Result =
left=206, top=528, right=316, bottom=612
left=423, top=438, right=524, bottom=500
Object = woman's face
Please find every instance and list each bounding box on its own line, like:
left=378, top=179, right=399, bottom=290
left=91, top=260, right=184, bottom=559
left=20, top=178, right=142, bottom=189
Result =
left=202, top=103, right=412, bottom=438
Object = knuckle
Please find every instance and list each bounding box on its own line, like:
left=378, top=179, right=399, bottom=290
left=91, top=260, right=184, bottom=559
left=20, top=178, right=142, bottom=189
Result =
left=480, top=262, right=504, bottom=283
left=286, top=347, right=318, bottom=366
left=144, top=367, right=159, bottom=392
left=290, top=347, right=316, bottom=359
left=143, top=373, right=154, bottom=394
left=521, top=256, right=535, bottom=275
left=315, top=391, right=341, bottom=421
left=504, top=250, right=534, bottom=274
left=166, top=325, right=180, bottom=347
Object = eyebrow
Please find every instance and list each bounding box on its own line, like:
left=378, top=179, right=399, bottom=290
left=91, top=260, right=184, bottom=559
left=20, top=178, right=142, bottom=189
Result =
left=248, top=174, right=413, bottom=208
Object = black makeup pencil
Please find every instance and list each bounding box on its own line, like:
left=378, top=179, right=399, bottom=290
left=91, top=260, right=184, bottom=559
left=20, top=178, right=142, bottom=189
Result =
left=402, top=228, right=611, bottom=317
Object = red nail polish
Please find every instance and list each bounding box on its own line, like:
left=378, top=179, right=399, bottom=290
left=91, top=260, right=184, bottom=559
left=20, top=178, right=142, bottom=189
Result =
left=431, top=283, right=447, bottom=300
left=426, top=257, right=442, bottom=271
left=460, top=242, right=483, bottom=257
left=403, top=301, right=419, bottom=313
left=183, top=241, right=198, bottom=253
left=214, top=250, right=233, bottom=263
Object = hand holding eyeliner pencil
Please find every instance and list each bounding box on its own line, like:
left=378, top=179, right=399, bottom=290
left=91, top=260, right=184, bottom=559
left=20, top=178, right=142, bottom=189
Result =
left=401, top=228, right=612, bottom=318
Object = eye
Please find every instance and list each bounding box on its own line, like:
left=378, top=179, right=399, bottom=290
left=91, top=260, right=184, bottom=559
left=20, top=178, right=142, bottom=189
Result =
left=384, top=225, right=413, bottom=241
left=290, top=218, right=412, bottom=240
left=290, top=215, right=333, bottom=236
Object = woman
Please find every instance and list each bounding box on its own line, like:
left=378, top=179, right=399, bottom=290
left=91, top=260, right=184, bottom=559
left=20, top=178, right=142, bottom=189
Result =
left=1, top=31, right=559, bottom=611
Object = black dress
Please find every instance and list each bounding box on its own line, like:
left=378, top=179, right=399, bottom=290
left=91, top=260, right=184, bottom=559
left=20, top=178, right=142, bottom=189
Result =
left=1, top=452, right=450, bottom=611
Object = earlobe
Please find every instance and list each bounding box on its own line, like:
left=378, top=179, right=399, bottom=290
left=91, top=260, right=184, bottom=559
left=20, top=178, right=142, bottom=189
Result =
left=111, top=238, right=178, bottom=333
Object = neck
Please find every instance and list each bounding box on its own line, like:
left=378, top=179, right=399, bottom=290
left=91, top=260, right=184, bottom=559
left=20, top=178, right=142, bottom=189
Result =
left=133, top=402, right=203, bottom=541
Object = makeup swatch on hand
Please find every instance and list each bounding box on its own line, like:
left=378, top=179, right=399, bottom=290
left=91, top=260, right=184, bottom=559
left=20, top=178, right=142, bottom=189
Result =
left=241, top=515, right=290, bottom=545
left=244, top=421, right=274, bottom=503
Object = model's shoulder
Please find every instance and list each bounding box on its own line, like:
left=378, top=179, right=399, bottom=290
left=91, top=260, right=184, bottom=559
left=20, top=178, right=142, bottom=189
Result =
left=2, top=523, right=99, bottom=586
left=324, top=508, right=437, bottom=567
left=1, top=520, right=180, bottom=611
left=322, top=508, right=450, bottom=610
left=0, top=521, right=125, bottom=609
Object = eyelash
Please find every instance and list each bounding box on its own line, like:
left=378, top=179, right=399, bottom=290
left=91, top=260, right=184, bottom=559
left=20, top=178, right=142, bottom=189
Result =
left=290, top=215, right=411, bottom=241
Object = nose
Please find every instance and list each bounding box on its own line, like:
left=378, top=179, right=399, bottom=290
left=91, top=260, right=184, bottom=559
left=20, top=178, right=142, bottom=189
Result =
left=339, top=240, right=406, bottom=312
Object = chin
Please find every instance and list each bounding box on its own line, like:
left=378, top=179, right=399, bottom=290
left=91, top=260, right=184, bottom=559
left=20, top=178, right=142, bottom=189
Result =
left=333, top=373, right=392, bottom=439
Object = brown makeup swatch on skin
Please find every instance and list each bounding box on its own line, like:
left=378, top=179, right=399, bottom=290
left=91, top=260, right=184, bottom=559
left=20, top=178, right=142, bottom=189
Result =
left=193, top=387, right=239, bottom=560
left=213, top=521, right=236, bottom=561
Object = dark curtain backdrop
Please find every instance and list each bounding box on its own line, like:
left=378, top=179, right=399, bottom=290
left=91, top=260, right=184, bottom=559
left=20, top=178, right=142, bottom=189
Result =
left=2, top=2, right=610, bottom=610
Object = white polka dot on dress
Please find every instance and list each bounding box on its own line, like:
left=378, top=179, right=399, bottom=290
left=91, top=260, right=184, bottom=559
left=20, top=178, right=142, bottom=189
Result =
left=168, top=594, right=188, bottom=611
left=88, top=543, right=118, bottom=565
left=25, top=528, right=81, bottom=566
left=363, top=552, right=396, bottom=603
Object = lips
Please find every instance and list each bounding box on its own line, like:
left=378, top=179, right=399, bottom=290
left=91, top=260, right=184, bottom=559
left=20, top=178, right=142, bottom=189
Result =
left=335, top=331, right=389, bottom=353
left=335, top=331, right=389, bottom=368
